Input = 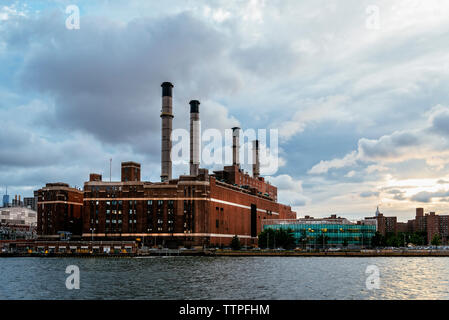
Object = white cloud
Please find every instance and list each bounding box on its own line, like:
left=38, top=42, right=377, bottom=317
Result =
left=266, top=174, right=307, bottom=207
left=308, top=105, right=449, bottom=175
left=309, top=151, right=358, bottom=175
left=4, top=1, right=449, bottom=219
left=278, top=95, right=351, bottom=141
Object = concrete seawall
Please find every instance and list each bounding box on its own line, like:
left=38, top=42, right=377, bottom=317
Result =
left=214, top=250, right=449, bottom=257
left=3, top=249, right=449, bottom=258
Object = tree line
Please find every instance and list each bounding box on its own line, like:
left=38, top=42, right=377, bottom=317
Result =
left=371, top=231, right=442, bottom=247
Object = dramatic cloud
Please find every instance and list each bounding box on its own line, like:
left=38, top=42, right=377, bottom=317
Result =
left=3, top=1, right=449, bottom=221
left=308, top=105, right=449, bottom=175
left=9, top=11, right=239, bottom=144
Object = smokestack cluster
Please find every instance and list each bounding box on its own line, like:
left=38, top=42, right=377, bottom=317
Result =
left=158, top=83, right=261, bottom=180
left=159, top=82, right=263, bottom=180
left=160, top=82, right=174, bottom=182
left=160, top=82, right=203, bottom=179
left=189, top=100, right=200, bottom=176
left=253, top=140, right=260, bottom=178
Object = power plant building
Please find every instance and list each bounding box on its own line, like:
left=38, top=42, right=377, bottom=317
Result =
left=37, top=82, right=296, bottom=247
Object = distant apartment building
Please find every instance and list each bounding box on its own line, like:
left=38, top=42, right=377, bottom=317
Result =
left=365, top=207, right=398, bottom=236
left=371, top=207, right=449, bottom=244
left=407, top=208, right=449, bottom=244
left=396, top=222, right=408, bottom=233
left=23, top=196, right=37, bottom=211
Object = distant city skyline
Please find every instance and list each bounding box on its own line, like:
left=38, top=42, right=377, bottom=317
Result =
left=2, top=1, right=449, bottom=220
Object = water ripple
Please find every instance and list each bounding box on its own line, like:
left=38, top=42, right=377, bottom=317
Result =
left=1, top=257, right=449, bottom=299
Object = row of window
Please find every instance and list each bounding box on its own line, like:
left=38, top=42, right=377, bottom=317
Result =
left=88, top=199, right=189, bottom=233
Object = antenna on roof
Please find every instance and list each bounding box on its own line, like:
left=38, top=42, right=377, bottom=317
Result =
left=110, top=158, right=112, bottom=182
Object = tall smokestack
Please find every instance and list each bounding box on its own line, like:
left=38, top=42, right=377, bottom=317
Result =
left=161, top=82, right=174, bottom=182
left=232, top=127, right=240, bottom=167
left=189, top=100, right=200, bottom=176
left=252, top=140, right=260, bottom=178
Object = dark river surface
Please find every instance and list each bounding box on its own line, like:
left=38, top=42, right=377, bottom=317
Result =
left=1, top=256, right=448, bottom=299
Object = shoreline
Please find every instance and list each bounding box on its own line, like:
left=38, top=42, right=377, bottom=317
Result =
left=3, top=249, right=449, bottom=258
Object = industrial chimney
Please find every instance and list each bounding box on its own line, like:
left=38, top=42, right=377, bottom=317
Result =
left=161, top=82, right=174, bottom=182
left=232, top=127, right=241, bottom=168
left=252, top=140, right=260, bottom=178
left=189, top=100, right=200, bottom=176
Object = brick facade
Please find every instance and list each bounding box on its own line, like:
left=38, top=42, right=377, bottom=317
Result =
left=36, top=163, right=297, bottom=248
left=37, top=183, right=83, bottom=238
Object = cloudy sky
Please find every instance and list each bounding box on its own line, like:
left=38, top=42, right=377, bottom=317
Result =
left=2, top=0, right=449, bottom=221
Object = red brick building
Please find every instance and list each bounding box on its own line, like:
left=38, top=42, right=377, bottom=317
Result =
left=365, top=207, right=398, bottom=236
left=36, top=183, right=83, bottom=239
left=370, top=207, right=449, bottom=244
left=37, top=82, right=296, bottom=247
left=82, top=162, right=295, bottom=247
left=407, top=208, right=449, bottom=244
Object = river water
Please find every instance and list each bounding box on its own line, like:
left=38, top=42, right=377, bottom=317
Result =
left=0, top=256, right=448, bottom=299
